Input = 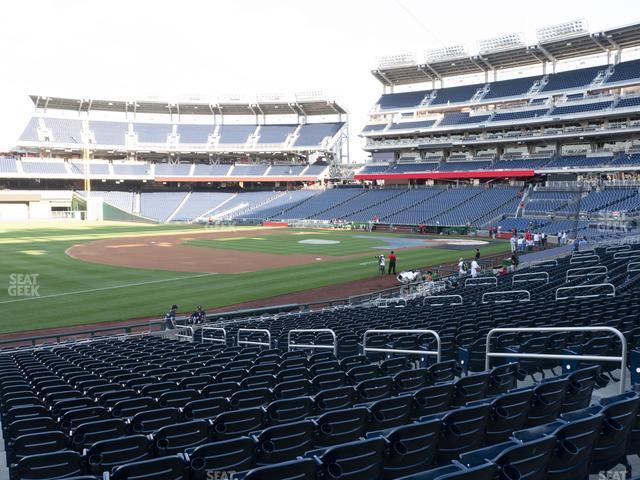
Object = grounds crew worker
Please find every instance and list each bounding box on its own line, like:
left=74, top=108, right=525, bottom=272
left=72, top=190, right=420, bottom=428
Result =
left=388, top=251, right=397, bottom=275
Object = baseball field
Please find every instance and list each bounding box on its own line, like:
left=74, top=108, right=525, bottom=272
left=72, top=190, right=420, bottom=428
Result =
left=0, top=221, right=510, bottom=335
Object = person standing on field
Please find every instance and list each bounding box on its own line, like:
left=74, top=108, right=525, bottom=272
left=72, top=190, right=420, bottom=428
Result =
left=388, top=251, right=397, bottom=275
left=378, top=254, right=385, bottom=276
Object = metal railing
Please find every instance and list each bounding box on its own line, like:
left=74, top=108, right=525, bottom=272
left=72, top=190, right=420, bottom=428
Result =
left=614, top=251, right=640, bottom=261
left=375, top=297, right=407, bottom=308
left=569, top=254, right=600, bottom=265
left=572, top=248, right=596, bottom=257
left=363, top=329, right=441, bottom=363
left=555, top=283, right=616, bottom=300
left=482, top=290, right=531, bottom=304
left=174, top=326, right=194, bottom=341
left=606, top=244, right=631, bottom=253
left=237, top=328, right=271, bottom=348
left=628, top=262, right=640, bottom=273
left=464, top=276, right=498, bottom=287
left=422, top=295, right=463, bottom=307
left=512, top=272, right=549, bottom=285
left=565, top=265, right=608, bottom=282
left=288, top=329, right=337, bottom=356
left=529, top=259, right=558, bottom=268
left=200, top=326, right=227, bottom=345
left=485, top=326, right=627, bottom=393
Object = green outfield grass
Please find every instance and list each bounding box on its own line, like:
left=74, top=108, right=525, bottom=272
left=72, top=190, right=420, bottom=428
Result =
left=0, top=222, right=509, bottom=334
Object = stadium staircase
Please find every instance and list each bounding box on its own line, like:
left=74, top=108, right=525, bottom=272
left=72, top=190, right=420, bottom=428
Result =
left=199, top=193, right=238, bottom=220
left=268, top=191, right=321, bottom=220
left=527, top=76, right=547, bottom=95
left=423, top=188, right=485, bottom=223
left=165, top=192, right=192, bottom=223
left=233, top=192, right=287, bottom=219
left=515, top=186, right=531, bottom=218
left=336, top=189, right=409, bottom=220
left=379, top=189, right=447, bottom=222
left=590, top=66, right=614, bottom=88
left=474, top=190, right=523, bottom=227
left=305, top=189, right=369, bottom=220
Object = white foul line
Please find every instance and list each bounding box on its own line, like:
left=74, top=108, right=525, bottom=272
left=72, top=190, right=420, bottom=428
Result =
left=0, top=272, right=218, bottom=305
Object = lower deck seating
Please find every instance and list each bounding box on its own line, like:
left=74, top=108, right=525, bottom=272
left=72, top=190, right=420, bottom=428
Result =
left=3, top=245, right=640, bottom=479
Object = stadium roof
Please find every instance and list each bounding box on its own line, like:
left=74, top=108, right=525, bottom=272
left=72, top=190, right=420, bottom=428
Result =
left=28, top=94, right=347, bottom=116
left=372, top=21, right=640, bottom=86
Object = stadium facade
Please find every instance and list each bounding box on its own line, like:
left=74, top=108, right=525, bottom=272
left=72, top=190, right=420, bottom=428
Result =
left=1, top=20, right=640, bottom=235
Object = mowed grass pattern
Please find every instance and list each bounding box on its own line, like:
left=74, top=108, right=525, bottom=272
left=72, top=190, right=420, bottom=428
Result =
left=0, top=222, right=509, bottom=334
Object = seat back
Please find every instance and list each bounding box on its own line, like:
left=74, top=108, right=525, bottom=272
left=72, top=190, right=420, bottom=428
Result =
left=382, top=416, right=442, bottom=478
left=13, top=450, right=85, bottom=480
left=254, top=420, right=316, bottom=464
left=317, top=437, right=385, bottom=480
left=436, top=403, right=492, bottom=464
left=110, top=455, right=187, bottom=480
left=411, top=382, right=454, bottom=418
left=154, top=420, right=211, bottom=456
left=130, top=408, right=181, bottom=434
left=314, top=407, right=370, bottom=447
left=188, top=438, right=257, bottom=480
left=265, top=396, right=314, bottom=425
left=183, top=397, right=229, bottom=420
left=211, top=408, right=266, bottom=441
left=243, top=458, right=317, bottom=480
left=86, top=435, right=152, bottom=475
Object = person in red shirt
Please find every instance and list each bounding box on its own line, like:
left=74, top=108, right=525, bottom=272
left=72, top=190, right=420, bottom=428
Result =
left=388, top=251, right=397, bottom=275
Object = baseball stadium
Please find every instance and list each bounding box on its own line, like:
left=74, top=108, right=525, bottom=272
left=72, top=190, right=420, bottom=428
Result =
left=3, top=2, right=640, bottom=479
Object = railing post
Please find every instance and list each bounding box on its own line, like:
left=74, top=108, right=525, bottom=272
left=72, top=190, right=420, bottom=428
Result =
left=485, top=326, right=627, bottom=393
left=363, top=329, right=441, bottom=363
left=288, top=329, right=337, bottom=356
left=237, top=328, right=271, bottom=349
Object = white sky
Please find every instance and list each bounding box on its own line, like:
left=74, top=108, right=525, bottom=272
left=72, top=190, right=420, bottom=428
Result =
left=0, top=0, right=637, bottom=159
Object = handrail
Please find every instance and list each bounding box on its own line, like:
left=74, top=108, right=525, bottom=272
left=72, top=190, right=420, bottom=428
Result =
left=465, top=276, right=498, bottom=287
left=237, top=328, right=271, bottom=348
left=555, top=283, right=616, bottom=300
left=288, top=329, right=337, bottom=356
left=485, top=326, right=627, bottom=393
left=482, top=290, right=530, bottom=304
left=174, top=326, right=194, bottom=341
left=614, top=251, right=640, bottom=261
left=569, top=254, right=600, bottom=265
left=606, top=244, right=631, bottom=253
left=422, top=295, right=463, bottom=307
left=565, top=265, right=608, bottom=282
left=376, top=298, right=407, bottom=308
left=571, top=248, right=596, bottom=257
left=529, top=259, right=558, bottom=268
left=199, top=326, right=227, bottom=345
left=628, top=262, right=640, bottom=273
left=512, top=272, right=549, bottom=285
left=363, top=329, right=441, bottom=363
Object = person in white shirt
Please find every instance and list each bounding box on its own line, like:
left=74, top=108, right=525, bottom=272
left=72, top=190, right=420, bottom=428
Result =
left=471, top=259, right=480, bottom=278
left=517, top=237, right=525, bottom=253
left=533, top=233, right=540, bottom=249
left=510, top=235, right=517, bottom=253
left=378, top=255, right=385, bottom=276
left=458, top=258, right=466, bottom=276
